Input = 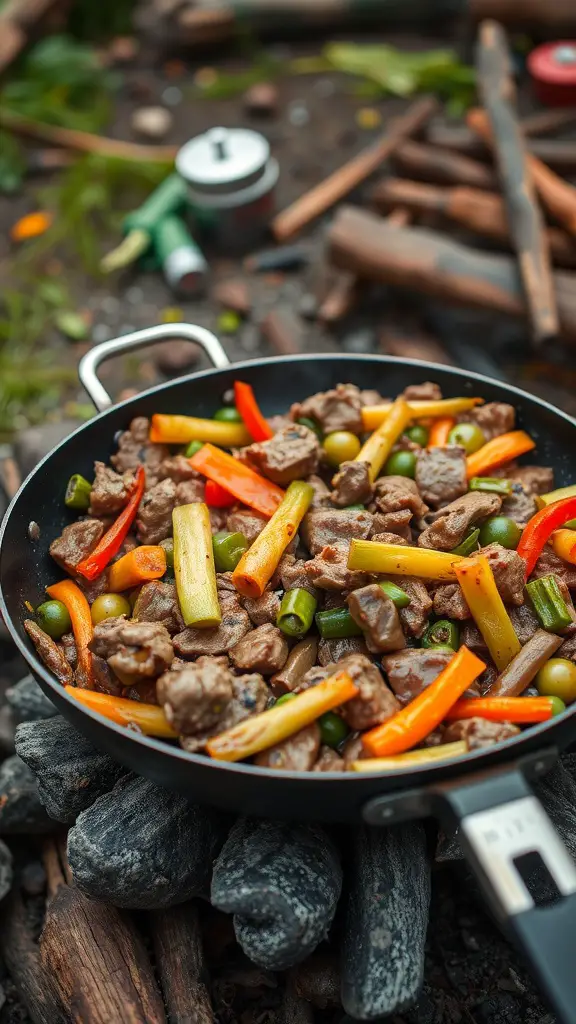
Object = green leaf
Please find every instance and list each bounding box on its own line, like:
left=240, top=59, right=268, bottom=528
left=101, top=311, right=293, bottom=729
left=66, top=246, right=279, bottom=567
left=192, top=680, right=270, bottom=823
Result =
left=54, top=310, right=89, bottom=340
left=0, top=131, right=25, bottom=193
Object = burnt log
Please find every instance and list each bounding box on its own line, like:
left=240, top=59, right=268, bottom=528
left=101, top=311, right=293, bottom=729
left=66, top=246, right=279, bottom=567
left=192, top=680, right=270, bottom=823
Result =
left=0, top=887, right=65, bottom=1024
left=15, top=716, right=126, bottom=823
left=6, top=675, right=57, bottom=721
left=292, top=951, right=340, bottom=1008
left=151, top=901, right=215, bottom=1023
left=0, top=755, right=52, bottom=834
left=67, top=773, right=228, bottom=908
left=211, top=819, right=342, bottom=970
left=341, top=823, right=431, bottom=1019
left=280, top=976, right=315, bottom=1024
left=0, top=838, right=13, bottom=901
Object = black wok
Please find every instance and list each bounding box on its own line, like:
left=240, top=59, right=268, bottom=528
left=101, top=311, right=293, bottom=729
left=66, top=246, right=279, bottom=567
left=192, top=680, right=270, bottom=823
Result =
left=2, top=324, right=576, bottom=1021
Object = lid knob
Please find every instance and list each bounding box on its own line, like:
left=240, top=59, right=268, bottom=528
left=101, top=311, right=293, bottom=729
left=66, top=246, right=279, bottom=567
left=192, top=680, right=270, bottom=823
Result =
left=209, top=127, right=229, bottom=162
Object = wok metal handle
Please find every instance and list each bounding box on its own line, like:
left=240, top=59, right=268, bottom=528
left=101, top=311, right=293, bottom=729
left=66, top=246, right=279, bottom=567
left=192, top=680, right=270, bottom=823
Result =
left=79, top=323, right=231, bottom=412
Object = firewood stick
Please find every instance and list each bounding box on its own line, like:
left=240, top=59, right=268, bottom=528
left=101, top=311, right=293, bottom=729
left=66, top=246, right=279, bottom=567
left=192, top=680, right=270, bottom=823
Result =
left=469, top=0, right=576, bottom=31
left=371, top=178, right=576, bottom=268
left=426, top=124, right=576, bottom=174
left=0, top=888, right=65, bottom=1024
left=42, top=837, right=66, bottom=898
left=391, top=140, right=497, bottom=190
left=271, top=95, right=437, bottom=242
left=151, top=901, right=215, bottom=1024
left=0, top=110, right=178, bottom=163
left=475, top=20, right=558, bottom=344
left=327, top=206, right=576, bottom=343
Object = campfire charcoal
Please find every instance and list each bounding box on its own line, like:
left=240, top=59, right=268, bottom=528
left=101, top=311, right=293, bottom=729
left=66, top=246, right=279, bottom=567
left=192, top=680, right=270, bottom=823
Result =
left=0, top=705, right=15, bottom=756
left=0, top=755, right=52, bottom=834
left=435, top=828, right=462, bottom=863
left=15, top=716, right=126, bottom=823
left=341, top=823, right=431, bottom=1020
left=292, top=951, right=340, bottom=1008
left=211, top=819, right=342, bottom=971
left=0, top=887, right=66, bottom=1024
left=68, top=773, right=228, bottom=909
left=0, top=838, right=13, bottom=901
left=280, top=976, right=315, bottom=1024
left=6, top=675, right=57, bottom=722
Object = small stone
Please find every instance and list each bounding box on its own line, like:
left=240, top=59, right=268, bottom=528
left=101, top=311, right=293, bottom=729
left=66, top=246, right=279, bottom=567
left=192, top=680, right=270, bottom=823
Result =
left=243, top=82, right=279, bottom=117
left=0, top=755, right=52, bottom=835
left=155, top=339, right=200, bottom=375
left=101, top=295, right=120, bottom=315
left=162, top=86, right=183, bottom=107
left=126, top=285, right=144, bottom=304
left=21, top=860, right=47, bottom=896
left=92, top=323, right=111, bottom=344
left=15, top=421, right=81, bottom=476
left=6, top=675, right=57, bottom=722
left=288, top=102, right=310, bottom=127
left=131, top=105, right=173, bottom=140
left=239, top=323, right=260, bottom=352
left=212, top=279, right=251, bottom=316
left=356, top=106, right=382, bottom=130
left=108, top=36, right=139, bottom=63
left=217, top=310, right=241, bottom=335
left=298, top=293, right=318, bottom=320
left=27, top=521, right=40, bottom=542
left=313, top=78, right=336, bottom=98
left=0, top=839, right=13, bottom=901
left=342, top=326, right=376, bottom=353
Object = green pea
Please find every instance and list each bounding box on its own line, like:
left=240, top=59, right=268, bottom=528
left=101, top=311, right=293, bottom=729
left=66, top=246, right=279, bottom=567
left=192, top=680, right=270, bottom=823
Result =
left=90, top=593, right=131, bottom=625
left=536, top=659, right=576, bottom=704
left=404, top=425, right=429, bottom=447
left=478, top=516, right=522, bottom=550
left=213, top=531, right=249, bottom=573
left=318, top=711, right=349, bottom=748
left=184, top=440, right=203, bottom=458
left=36, top=600, right=71, bottom=640
left=160, top=537, right=174, bottom=569
left=383, top=450, right=417, bottom=478
left=448, top=422, right=485, bottom=455
left=213, top=407, right=243, bottom=423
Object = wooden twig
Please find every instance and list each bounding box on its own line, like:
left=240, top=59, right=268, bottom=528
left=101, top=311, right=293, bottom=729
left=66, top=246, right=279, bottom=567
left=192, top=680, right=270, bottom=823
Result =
left=42, top=838, right=66, bottom=899
left=151, top=901, right=215, bottom=1024
left=261, top=308, right=304, bottom=355
left=271, top=95, right=437, bottom=242
left=475, top=20, right=558, bottom=344
left=0, top=111, right=177, bottom=164
left=0, top=888, right=65, bottom=1024
left=391, top=139, right=497, bottom=190
left=57, top=833, right=72, bottom=885
left=426, top=122, right=576, bottom=174
left=379, top=325, right=453, bottom=365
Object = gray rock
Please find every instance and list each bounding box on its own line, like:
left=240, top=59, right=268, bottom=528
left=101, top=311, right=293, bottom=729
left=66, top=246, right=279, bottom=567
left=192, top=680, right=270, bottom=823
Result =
left=14, top=420, right=82, bottom=476
left=0, top=839, right=12, bottom=901
left=0, top=755, right=52, bottom=834
left=0, top=705, right=15, bottom=755
left=6, top=675, right=57, bottom=722
left=341, top=824, right=431, bottom=1019
left=211, top=819, right=342, bottom=971
left=435, top=829, right=462, bottom=862
left=68, top=774, right=228, bottom=909
left=15, top=716, right=126, bottom=823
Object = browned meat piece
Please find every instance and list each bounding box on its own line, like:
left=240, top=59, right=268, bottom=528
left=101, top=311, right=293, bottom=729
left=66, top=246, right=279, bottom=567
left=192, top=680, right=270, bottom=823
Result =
left=254, top=723, right=321, bottom=771
left=332, top=653, right=400, bottom=731
left=458, top=402, right=515, bottom=442
left=136, top=478, right=176, bottom=545
left=313, top=746, right=345, bottom=772
left=559, top=625, right=576, bottom=662
left=402, top=382, right=442, bottom=401
left=509, top=465, right=554, bottom=496
left=481, top=543, right=525, bottom=606
left=443, top=718, right=520, bottom=749
left=50, top=519, right=104, bottom=575
left=159, top=455, right=199, bottom=483
left=90, top=618, right=173, bottom=685
left=360, top=389, right=386, bottom=406
left=370, top=510, right=412, bottom=541
left=111, top=416, right=169, bottom=488
left=330, top=461, right=373, bottom=508
left=179, top=672, right=270, bottom=750
left=60, top=632, right=77, bottom=668
left=419, top=728, right=445, bottom=748
left=242, top=589, right=282, bottom=626
left=296, top=664, right=331, bottom=691
left=24, top=620, right=74, bottom=685
left=370, top=532, right=409, bottom=547
left=433, top=583, right=470, bottom=621
left=271, top=638, right=318, bottom=694
left=174, top=590, right=251, bottom=657
left=342, top=734, right=365, bottom=767
left=230, top=623, right=289, bottom=675
left=279, top=553, right=319, bottom=596
left=92, top=654, right=123, bottom=696
left=383, top=649, right=452, bottom=706
left=216, top=573, right=236, bottom=593
left=347, top=585, right=405, bottom=654
left=226, top=507, right=268, bottom=544
left=157, top=655, right=234, bottom=734
left=89, top=462, right=132, bottom=516
left=301, top=507, right=373, bottom=556
left=124, top=679, right=159, bottom=704
left=133, top=581, right=184, bottom=636
left=508, top=603, right=540, bottom=644
left=418, top=492, right=502, bottom=551
left=317, top=637, right=370, bottom=666
left=371, top=475, right=428, bottom=518
left=175, top=479, right=205, bottom=505
left=501, top=483, right=537, bottom=526
left=304, top=544, right=370, bottom=591
left=530, top=546, right=576, bottom=589
left=292, top=384, right=364, bottom=435
left=242, top=424, right=320, bottom=484
left=460, top=623, right=490, bottom=660
left=397, top=577, right=433, bottom=637
left=307, top=475, right=331, bottom=508
left=77, top=570, right=111, bottom=604
left=415, top=446, right=467, bottom=509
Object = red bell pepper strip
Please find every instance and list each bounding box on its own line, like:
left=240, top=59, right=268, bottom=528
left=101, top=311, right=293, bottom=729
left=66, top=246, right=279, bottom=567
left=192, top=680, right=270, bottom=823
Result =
left=517, top=495, right=576, bottom=578
left=234, top=381, right=273, bottom=442
left=205, top=479, right=236, bottom=508
left=189, top=444, right=283, bottom=518
left=75, top=466, right=145, bottom=581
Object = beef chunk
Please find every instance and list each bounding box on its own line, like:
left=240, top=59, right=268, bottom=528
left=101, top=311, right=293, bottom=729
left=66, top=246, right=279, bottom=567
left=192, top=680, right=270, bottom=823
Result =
left=418, top=492, right=502, bottom=551
left=133, top=581, right=184, bottom=636
left=307, top=475, right=331, bottom=508
left=301, top=508, right=373, bottom=555
left=433, top=583, right=470, bottom=621
left=226, top=507, right=268, bottom=545
left=230, top=623, right=289, bottom=675
left=216, top=572, right=236, bottom=593
left=157, top=655, right=234, bottom=734
left=481, top=543, right=525, bottom=605
left=242, top=589, right=282, bottom=626
left=317, top=637, right=370, bottom=666
left=24, top=620, right=74, bottom=685
left=60, top=632, right=77, bottom=668
left=111, top=416, right=169, bottom=487
left=530, top=547, right=576, bottom=589
left=50, top=519, right=104, bottom=575
left=296, top=665, right=331, bottom=691
left=174, top=591, right=251, bottom=658
left=304, top=544, right=369, bottom=591
left=508, top=603, right=540, bottom=644
left=254, top=724, right=321, bottom=771
left=460, top=623, right=490, bottom=660
left=242, top=425, right=320, bottom=484
left=558, top=624, right=576, bottom=663
left=89, top=462, right=131, bottom=516
left=370, top=509, right=413, bottom=542
left=415, top=446, right=467, bottom=509
left=383, top=649, right=452, bottom=706
left=92, top=654, right=123, bottom=695
left=223, top=673, right=269, bottom=728
left=313, top=746, right=345, bottom=772
left=332, top=653, right=400, bottom=731
left=137, top=478, right=176, bottom=545
left=90, top=618, right=173, bottom=685
left=402, top=382, right=442, bottom=401
left=360, top=389, right=386, bottom=406
left=501, top=483, right=537, bottom=526
left=159, top=455, right=199, bottom=483
left=342, top=734, right=365, bottom=767
left=175, top=479, right=205, bottom=506
left=124, top=679, right=158, bottom=703
left=443, top=718, right=520, bottom=749
left=278, top=554, right=318, bottom=596
left=371, top=475, right=428, bottom=518
left=370, top=531, right=409, bottom=547
left=292, top=384, right=364, bottom=434
left=347, top=585, right=405, bottom=654
left=331, top=461, right=373, bottom=508
left=397, top=577, right=433, bottom=637
left=509, top=465, right=554, bottom=496
left=459, top=402, right=515, bottom=442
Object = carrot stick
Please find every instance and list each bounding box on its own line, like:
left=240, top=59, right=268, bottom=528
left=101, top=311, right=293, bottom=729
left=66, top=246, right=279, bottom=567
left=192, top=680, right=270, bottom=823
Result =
left=455, top=554, right=521, bottom=670
left=361, top=397, right=482, bottom=432
left=349, top=740, right=468, bottom=772
left=234, top=381, right=273, bottom=442
left=466, top=430, right=535, bottom=478
left=428, top=416, right=455, bottom=447
left=46, top=580, right=93, bottom=688
left=108, top=546, right=166, bottom=592
left=445, top=696, right=559, bottom=724
left=355, top=396, right=413, bottom=483
left=189, top=443, right=284, bottom=518
left=150, top=414, right=251, bottom=447
left=206, top=670, right=358, bottom=762
left=64, top=687, right=178, bottom=737
left=362, top=646, right=486, bottom=758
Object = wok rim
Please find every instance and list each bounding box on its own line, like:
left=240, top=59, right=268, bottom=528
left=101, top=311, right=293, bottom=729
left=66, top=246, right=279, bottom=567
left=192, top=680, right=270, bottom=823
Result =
left=2, top=350, right=575, bottom=785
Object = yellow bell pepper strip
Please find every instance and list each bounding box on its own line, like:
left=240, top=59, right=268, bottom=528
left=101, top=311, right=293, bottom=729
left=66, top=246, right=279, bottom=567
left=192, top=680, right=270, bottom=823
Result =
left=362, top=646, right=486, bottom=758
left=552, top=529, right=576, bottom=565
left=75, top=466, right=145, bottom=581
left=445, top=695, right=560, bottom=724
left=206, top=670, right=358, bottom=762
left=427, top=417, right=455, bottom=447
left=536, top=484, right=576, bottom=510
left=361, top=397, right=483, bottom=432
left=355, top=397, right=412, bottom=483
left=348, top=539, right=462, bottom=581
left=64, top=686, right=178, bottom=738
left=517, top=495, right=576, bottom=577
left=150, top=414, right=251, bottom=447
left=108, top=545, right=167, bottom=592
left=189, top=444, right=284, bottom=518
left=46, top=580, right=94, bottom=688
left=233, top=480, right=314, bottom=599
left=454, top=554, right=521, bottom=671
left=349, top=740, right=468, bottom=772
left=465, top=430, right=535, bottom=479
left=173, top=503, right=221, bottom=627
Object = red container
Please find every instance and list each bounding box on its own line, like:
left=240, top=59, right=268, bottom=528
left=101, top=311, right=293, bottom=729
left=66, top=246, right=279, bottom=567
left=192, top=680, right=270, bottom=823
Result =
left=528, top=41, right=576, bottom=106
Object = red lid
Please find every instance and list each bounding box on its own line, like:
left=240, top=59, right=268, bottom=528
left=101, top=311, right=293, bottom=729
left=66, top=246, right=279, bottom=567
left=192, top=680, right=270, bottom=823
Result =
left=527, top=42, right=576, bottom=105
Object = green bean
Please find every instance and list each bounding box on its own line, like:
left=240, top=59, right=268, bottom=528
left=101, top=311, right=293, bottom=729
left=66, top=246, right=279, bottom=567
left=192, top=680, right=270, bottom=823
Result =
left=468, top=477, right=513, bottom=495
left=160, top=537, right=174, bottom=569
left=315, top=607, right=363, bottom=640
left=378, top=580, right=411, bottom=609
left=451, top=528, right=480, bottom=557
left=422, top=619, right=460, bottom=651
left=65, top=474, right=92, bottom=511
left=212, top=531, right=249, bottom=573
left=277, top=588, right=318, bottom=637
left=526, top=575, right=573, bottom=633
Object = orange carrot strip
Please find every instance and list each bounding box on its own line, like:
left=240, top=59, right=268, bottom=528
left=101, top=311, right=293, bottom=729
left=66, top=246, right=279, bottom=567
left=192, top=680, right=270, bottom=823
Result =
left=362, top=646, right=486, bottom=758
left=466, top=430, right=535, bottom=479
left=445, top=696, right=557, bottom=724
left=428, top=416, right=455, bottom=447
left=46, top=580, right=93, bottom=688
left=107, top=545, right=166, bottom=592
left=232, top=480, right=313, bottom=599
left=64, top=686, right=178, bottom=737
left=234, top=381, right=273, bottom=441
left=190, top=443, right=284, bottom=518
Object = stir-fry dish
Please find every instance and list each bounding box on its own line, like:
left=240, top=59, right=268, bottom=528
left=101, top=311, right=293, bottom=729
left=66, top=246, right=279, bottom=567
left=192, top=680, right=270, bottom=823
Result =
left=23, top=379, right=576, bottom=772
